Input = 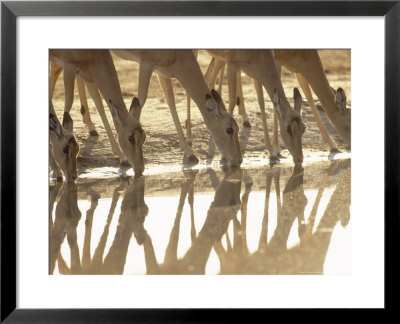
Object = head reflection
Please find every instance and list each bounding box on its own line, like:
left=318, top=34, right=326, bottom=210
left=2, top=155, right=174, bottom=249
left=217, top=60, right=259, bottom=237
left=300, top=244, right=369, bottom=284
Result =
left=101, top=176, right=148, bottom=274
left=49, top=182, right=82, bottom=274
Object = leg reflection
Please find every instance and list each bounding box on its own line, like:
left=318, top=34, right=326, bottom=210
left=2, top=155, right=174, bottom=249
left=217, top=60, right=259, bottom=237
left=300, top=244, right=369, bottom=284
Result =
left=142, top=168, right=242, bottom=274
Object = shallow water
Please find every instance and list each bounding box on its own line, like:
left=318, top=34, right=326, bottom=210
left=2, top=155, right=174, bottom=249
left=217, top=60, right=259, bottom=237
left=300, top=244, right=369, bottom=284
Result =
left=49, top=158, right=351, bottom=275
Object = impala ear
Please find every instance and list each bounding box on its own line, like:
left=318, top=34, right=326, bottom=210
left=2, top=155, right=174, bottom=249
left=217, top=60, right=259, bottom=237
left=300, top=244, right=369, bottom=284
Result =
left=49, top=113, right=63, bottom=138
left=211, top=89, right=222, bottom=103
left=205, top=93, right=221, bottom=119
left=129, top=97, right=142, bottom=121
left=293, top=87, right=303, bottom=113
left=273, top=88, right=283, bottom=119
left=335, top=87, right=347, bottom=113
left=211, top=89, right=227, bottom=113
left=108, top=99, right=123, bottom=126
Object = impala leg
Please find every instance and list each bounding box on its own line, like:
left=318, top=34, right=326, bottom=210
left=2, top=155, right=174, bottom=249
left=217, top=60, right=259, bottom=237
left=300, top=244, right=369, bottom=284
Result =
left=217, top=63, right=225, bottom=95
left=206, top=58, right=225, bottom=91
left=49, top=62, right=62, bottom=100
left=85, top=82, right=126, bottom=164
left=137, top=61, right=153, bottom=115
left=62, top=64, right=76, bottom=126
left=185, top=90, right=192, bottom=146
left=226, top=62, right=238, bottom=115
left=76, top=79, right=98, bottom=136
left=241, top=54, right=284, bottom=158
left=273, top=110, right=280, bottom=156
left=274, top=64, right=282, bottom=156
left=157, top=74, right=198, bottom=163
left=296, top=73, right=339, bottom=156
left=237, top=71, right=250, bottom=127
left=253, top=78, right=278, bottom=163
left=204, top=57, right=215, bottom=85
left=183, top=52, right=200, bottom=146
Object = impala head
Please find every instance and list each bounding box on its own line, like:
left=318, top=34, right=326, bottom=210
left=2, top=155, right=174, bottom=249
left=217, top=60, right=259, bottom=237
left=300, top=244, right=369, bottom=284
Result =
left=49, top=113, right=79, bottom=182
left=273, top=88, right=305, bottom=167
left=205, top=90, right=242, bottom=167
left=108, top=98, right=146, bottom=176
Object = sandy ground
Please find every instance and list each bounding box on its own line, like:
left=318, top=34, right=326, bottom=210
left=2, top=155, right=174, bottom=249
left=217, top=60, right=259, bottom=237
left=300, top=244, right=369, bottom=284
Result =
left=51, top=50, right=351, bottom=178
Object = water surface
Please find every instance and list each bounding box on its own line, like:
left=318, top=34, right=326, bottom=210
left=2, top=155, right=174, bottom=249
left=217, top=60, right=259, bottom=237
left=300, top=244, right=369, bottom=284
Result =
left=49, top=159, right=351, bottom=275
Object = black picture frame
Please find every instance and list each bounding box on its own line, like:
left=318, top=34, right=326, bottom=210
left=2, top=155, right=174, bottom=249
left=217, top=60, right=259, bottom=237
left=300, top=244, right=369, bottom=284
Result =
left=1, top=0, right=398, bottom=322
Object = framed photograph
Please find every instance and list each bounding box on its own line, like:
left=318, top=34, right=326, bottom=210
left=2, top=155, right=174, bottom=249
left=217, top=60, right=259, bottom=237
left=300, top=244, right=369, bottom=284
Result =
left=1, top=0, right=398, bottom=322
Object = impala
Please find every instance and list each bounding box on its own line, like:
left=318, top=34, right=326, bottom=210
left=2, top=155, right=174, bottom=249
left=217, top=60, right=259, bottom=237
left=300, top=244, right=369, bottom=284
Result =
left=49, top=49, right=146, bottom=176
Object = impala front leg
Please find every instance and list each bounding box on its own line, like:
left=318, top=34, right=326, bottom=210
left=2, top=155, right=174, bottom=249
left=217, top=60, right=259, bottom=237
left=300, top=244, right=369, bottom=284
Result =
left=204, top=57, right=215, bottom=87
left=273, top=64, right=282, bottom=156
left=137, top=60, right=154, bottom=116
left=185, top=90, right=192, bottom=146
left=85, top=82, right=127, bottom=165
left=49, top=62, right=63, bottom=99
left=205, top=58, right=225, bottom=90
left=76, top=79, right=98, bottom=136
left=273, top=108, right=280, bottom=156
left=226, top=62, right=238, bottom=115
left=237, top=71, right=250, bottom=127
left=217, top=62, right=225, bottom=95
left=295, top=73, right=339, bottom=157
left=253, top=79, right=278, bottom=164
left=157, top=74, right=198, bottom=163
left=62, top=64, right=76, bottom=125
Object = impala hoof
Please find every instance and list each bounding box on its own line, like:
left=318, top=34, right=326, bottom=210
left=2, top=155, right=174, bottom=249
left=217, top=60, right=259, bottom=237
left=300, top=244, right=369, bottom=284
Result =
left=89, top=130, right=99, bottom=137
left=219, top=157, right=228, bottom=168
left=294, top=163, right=304, bottom=171
left=120, top=159, right=131, bottom=167
left=277, top=152, right=285, bottom=159
left=269, top=155, right=279, bottom=165
left=186, top=154, right=199, bottom=164
left=243, top=120, right=251, bottom=128
left=118, top=168, right=127, bottom=177
left=328, top=148, right=341, bottom=159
